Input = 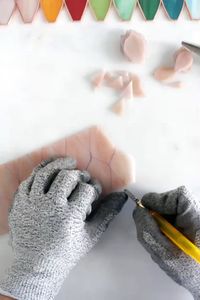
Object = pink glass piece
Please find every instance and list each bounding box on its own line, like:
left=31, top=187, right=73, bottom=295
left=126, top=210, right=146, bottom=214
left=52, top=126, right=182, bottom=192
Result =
left=104, top=72, right=113, bottom=82
left=131, top=74, right=145, bottom=97
left=112, top=98, right=126, bottom=116
left=91, top=71, right=105, bottom=88
left=121, top=81, right=134, bottom=100
left=16, top=0, right=39, bottom=23
left=168, top=81, right=184, bottom=88
left=105, top=74, right=124, bottom=91
left=0, top=126, right=135, bottom=235
left=110, top=150, right=135, bottom=188
left=0, top=0, right=15, bottom=25
left=121, top=30, right=147, bottom=64
left=175, top=47, right=194, bottom=73
left=154, top=67, right=176, bottom=83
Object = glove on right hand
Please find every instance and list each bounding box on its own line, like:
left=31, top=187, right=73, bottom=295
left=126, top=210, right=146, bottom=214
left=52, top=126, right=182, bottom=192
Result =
left=133, top=186, right=200, bottom=300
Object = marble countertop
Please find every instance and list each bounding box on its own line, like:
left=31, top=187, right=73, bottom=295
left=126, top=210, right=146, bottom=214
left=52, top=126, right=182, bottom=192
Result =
left=0, top=7, right=200, bottom=300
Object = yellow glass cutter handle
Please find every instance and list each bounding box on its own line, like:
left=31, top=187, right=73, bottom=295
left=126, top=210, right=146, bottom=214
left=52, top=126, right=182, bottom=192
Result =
left=124, top=190, right=200, bottom=265
left=151, top=211, right=200, bottom=264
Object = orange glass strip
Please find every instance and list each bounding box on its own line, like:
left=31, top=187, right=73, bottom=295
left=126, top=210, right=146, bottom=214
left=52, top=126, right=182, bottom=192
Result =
left=40, top=0, right=63, bottom=22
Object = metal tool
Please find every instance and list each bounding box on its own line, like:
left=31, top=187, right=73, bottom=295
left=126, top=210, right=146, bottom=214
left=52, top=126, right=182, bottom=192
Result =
left=182, top=41, right=200, bottom=56
left=125, top=189, right=200, bottom=264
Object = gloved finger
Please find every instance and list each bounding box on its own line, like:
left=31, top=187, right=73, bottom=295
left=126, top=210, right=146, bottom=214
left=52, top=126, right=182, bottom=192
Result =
left=86, top=179, right=102, bottom=215
left=142, top=186, right=197, bottom=216
left=33, top=157, right=57, bottom=173
left=69, top=180, right=102, bottom=219
left=195, top=230, right=200, bottom=248
left=86, top=192, right=127, bottom=239
left=48, top=169, right=91, bottom=203
left=141, top=186, right=200, bottom=233
left=30, top=157, right=77, bottom=195
left=133, top=206, right=177, bottom=255
left=88, top=179, right=102, bottom=195
left=17, top=158, right=55, bottom=195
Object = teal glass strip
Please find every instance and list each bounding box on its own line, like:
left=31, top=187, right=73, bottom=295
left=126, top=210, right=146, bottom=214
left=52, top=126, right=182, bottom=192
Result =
left=163, top=0, right=184, bottom=20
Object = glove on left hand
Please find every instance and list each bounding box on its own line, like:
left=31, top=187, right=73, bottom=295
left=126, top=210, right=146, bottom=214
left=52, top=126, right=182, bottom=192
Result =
left=0, top=157, right=127, bottom=300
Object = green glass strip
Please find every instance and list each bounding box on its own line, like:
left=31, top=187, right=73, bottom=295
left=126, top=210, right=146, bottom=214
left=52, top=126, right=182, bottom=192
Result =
left=90, top=0, right=111, bottom=20
left=139, top=0, right=160, bottom=20
left=114, top=0, right=137, bottom=20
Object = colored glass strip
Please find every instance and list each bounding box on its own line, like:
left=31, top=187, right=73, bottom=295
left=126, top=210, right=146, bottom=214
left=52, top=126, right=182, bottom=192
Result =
left=138, top=0, right=160, bottom=20
left=65, top=0, right=88, bottom=21
left=89, top=0, right=111, bottom=20
left=185, top=0, right=200, bottom=19
left=0, top=0, right=15, bottom=25
left=163, top=0, right=184, bottom=20
left=40, top=0, right=63, bottom=22
left=114, top=0, right=137, bottom=20
left=16, top=0, right=39, bottom=23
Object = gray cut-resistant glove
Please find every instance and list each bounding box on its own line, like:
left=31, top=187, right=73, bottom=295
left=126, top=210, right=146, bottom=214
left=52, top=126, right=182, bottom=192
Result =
left=133, top=186, right=200, bottom=300
left=0, top=157, right=127, bottom=300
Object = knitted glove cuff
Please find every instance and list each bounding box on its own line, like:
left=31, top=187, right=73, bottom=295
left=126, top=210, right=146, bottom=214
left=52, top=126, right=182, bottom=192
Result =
left=0, top=256, right=67, bottom=300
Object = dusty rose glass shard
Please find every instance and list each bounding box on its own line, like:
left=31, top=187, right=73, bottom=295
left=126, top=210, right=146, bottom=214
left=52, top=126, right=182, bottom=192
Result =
left=0, top=126, right=135, bottom=235
left=16, top=0, right=39, bottom=23
left=174, top=48, right=193, bottom=73
left=0, top=0, right=15, bottom=25
left=112, top=98, right=126, bottom=116
left=121, top=30, right=147, bottom=64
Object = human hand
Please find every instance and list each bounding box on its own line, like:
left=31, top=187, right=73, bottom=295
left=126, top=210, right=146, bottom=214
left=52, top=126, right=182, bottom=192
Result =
left=133, top=186, right=200, bottom=300
left=0, top=157, right=127, bottom=300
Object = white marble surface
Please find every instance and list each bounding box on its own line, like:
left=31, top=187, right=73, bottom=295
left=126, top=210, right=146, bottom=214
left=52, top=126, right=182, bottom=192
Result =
left=0, top=7, right=200, bottom=300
